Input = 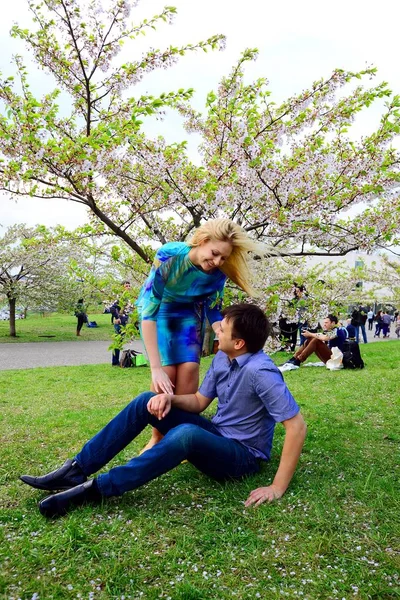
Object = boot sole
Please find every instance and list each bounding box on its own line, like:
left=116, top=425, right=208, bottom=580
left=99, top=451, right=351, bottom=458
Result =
left=19, top=476, right=84, bottom=492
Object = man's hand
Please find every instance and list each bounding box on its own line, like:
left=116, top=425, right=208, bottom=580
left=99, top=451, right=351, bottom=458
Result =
left=302, top=330, right=313, bottom=338
left=244, top=484, right=284, bottom=507
left=147, top=394, right=172, bottom=420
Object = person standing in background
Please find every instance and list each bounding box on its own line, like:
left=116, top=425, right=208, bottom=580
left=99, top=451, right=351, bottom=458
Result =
left=374, top=310, right=384, bottom=338
left=74, top=299, right=88, bottom=337
left=367, top=308, right=374, bottom=331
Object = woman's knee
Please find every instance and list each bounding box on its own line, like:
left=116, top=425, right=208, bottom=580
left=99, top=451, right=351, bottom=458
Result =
left=175, top=363, right=199, bottom=394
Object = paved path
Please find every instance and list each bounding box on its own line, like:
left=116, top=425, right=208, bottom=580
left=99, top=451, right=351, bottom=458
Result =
left=0, top=339, right=145, bottom=371
left=0, top=326, right=395, bottom=371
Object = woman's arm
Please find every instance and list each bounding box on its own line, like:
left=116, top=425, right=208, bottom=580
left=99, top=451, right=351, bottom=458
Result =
left=141, top=320, right=174, bottom=394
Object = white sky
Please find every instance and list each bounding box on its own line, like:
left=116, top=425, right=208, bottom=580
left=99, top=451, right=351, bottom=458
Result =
left=1, top=0, right=400, bottom=232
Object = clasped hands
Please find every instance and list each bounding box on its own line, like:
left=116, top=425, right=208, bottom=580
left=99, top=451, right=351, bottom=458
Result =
left=147, top=393, right=172, bottom=420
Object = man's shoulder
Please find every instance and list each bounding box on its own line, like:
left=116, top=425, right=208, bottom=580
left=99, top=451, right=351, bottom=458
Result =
left=243, top=350, right=280, bottom=374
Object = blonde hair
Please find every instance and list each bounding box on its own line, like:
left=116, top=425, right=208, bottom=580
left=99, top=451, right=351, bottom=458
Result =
left=188, top=219, right=259, bottom=296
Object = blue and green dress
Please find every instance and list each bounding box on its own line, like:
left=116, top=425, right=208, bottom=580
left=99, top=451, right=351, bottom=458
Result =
left=137, top=242, right=226, bottom=366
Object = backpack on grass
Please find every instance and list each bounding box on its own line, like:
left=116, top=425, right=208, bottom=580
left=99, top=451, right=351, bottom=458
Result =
left=120, top=349, right=147, bottom=368
left=342, top=340, right=364, bottom=369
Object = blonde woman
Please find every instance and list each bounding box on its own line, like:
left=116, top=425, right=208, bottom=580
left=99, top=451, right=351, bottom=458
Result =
left=137, top=218, right=258, bottom=450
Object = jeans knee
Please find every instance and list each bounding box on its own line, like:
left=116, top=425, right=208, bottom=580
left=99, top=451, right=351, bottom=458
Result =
left=134, top=391, right=156, bottom=404
left=127, top=392, right=156, bottom=416
left=166, top=423, right=202, bottom=451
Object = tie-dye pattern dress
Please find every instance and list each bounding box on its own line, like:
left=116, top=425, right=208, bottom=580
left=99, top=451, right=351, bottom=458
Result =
left=137, top=242, right=227, bottom=366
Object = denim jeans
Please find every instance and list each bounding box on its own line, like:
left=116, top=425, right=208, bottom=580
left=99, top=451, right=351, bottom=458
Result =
left=75, top=392, right=260, bottom=497
left=355, top=324, right=367, bottom=344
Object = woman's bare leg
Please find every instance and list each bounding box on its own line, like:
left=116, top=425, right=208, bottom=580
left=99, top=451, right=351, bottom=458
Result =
left=140, top=362, right=199, bottom=453
left=172, top=362, right=200, bottom=463
left=140, top=365, right=177, bottom=454
left=174, top=362, right=199, bottom=394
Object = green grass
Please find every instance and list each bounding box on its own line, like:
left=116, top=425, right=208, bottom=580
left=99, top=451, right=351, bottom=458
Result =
left=0, top=312, right=116, bottom=343
left=0, top=343, right=399, bottom=599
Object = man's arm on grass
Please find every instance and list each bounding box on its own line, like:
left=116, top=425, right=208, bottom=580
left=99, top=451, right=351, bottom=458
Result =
left=245, top=412, right=307, bottom=507
left=147, top=391, right=213, bottom=420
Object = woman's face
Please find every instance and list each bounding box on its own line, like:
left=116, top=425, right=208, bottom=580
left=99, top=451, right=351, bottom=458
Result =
left=192, top=239, right=233, bottom=272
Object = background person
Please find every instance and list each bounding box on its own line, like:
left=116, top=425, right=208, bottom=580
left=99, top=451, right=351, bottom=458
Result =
left=381, top=311, right=391, bottom=338
left=137, top=219, right=259, bottom=451
left=279, top=314, right=347, bottom=371
left=394, top=312, right=400, bottom=338
left=279, top=284, right=308, bottom=352
left=74, top=299, right=88, bottom=337
left=374, top=310, right=384, bottom=338
left=346, top=318, right=356, bottom=340
left=367, top=308, right=374, bottom=331
left=351, top=306, right=368, bottom=344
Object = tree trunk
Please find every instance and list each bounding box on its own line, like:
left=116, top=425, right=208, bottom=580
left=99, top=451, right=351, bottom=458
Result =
left=202, top=321, right=214, bottom=357
left=8, top=297, right=16, bottom=337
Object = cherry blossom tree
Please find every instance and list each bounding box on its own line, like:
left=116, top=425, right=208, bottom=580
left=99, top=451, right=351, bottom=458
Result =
left=0, top=224, right=80, bottom=336
left=0, top=0, right=225, bottom=263
left=112, top=49, right=400, bottom=255
left=367, top=255, right=400, bottom=307
left=1, top=3, right=400, bottom=263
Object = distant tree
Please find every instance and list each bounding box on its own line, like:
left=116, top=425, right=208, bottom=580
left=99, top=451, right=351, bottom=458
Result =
left=0, top=224, right=78, bottom=336
left=368, top=255, right=400, bottom=307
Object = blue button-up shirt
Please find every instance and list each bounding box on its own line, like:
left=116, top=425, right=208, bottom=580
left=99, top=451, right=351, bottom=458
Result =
left=199, top=350, right=299, bottom=460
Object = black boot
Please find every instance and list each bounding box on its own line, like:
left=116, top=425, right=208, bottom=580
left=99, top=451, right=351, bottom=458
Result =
left=39, top=479, right=102, bottom=518
left=20, top=459, right=87, bottom=491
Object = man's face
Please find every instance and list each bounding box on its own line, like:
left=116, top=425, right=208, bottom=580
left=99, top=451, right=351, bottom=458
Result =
left=323, top=318, right=334, bottom=330
left=217, top=317, right=243, bottom=355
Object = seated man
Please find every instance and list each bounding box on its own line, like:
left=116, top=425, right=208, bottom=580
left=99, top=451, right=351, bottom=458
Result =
left=20, top=304, right=307, bottom=518
left=345, top=318, right=357, bottom=340
left=279, top=314, right=347, bottom=372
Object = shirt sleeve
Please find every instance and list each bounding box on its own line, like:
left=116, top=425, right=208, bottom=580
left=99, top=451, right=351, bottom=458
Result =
left=204, top=276, right=226, bottom=325
left=252, top=365, right=300, bottom=423
left=138, top=247, right=176, bottom=321
left=324, top=329, right=338, bottom=340
left=199, top=360, right=217, bottom=400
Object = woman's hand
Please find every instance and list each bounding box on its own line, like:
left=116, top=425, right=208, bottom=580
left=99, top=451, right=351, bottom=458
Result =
left=151, top=367, right=175, bottom=394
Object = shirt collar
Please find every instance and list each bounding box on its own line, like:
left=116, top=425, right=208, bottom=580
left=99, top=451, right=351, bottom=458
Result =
left=221, top=350, right=261, bottom=368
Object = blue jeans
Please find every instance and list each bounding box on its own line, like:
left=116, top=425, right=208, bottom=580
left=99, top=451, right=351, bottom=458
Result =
left=75, top=392, right=260, bottom=497
left=355, top=324, right=367, bottom=344
left=112, top=324, right=123, bottom=365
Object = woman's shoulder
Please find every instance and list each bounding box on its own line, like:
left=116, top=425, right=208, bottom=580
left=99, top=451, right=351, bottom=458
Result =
left=155, top=242, right=189, bottom=261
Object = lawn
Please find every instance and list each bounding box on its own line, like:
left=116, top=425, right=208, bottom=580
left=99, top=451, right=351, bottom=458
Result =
left=0, top=312, right=115, bottom=343
left=0, top=342, right=399, bottom=599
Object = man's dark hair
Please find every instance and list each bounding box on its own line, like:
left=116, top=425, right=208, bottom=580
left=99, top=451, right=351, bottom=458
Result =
left=221, top=303, right=270, bottom=353
left=326, top=314, right=338, bottom=324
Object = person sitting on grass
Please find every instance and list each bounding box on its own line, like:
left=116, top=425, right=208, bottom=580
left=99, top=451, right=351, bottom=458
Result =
left=20, top=303, right=307, bottom=518
left=279, top=314, right=347, bottom=372
left=345, top=318, right=357, bottom=340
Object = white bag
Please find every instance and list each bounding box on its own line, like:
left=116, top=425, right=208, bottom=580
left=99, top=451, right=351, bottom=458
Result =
left=325, top=346, right=343, bottom=370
